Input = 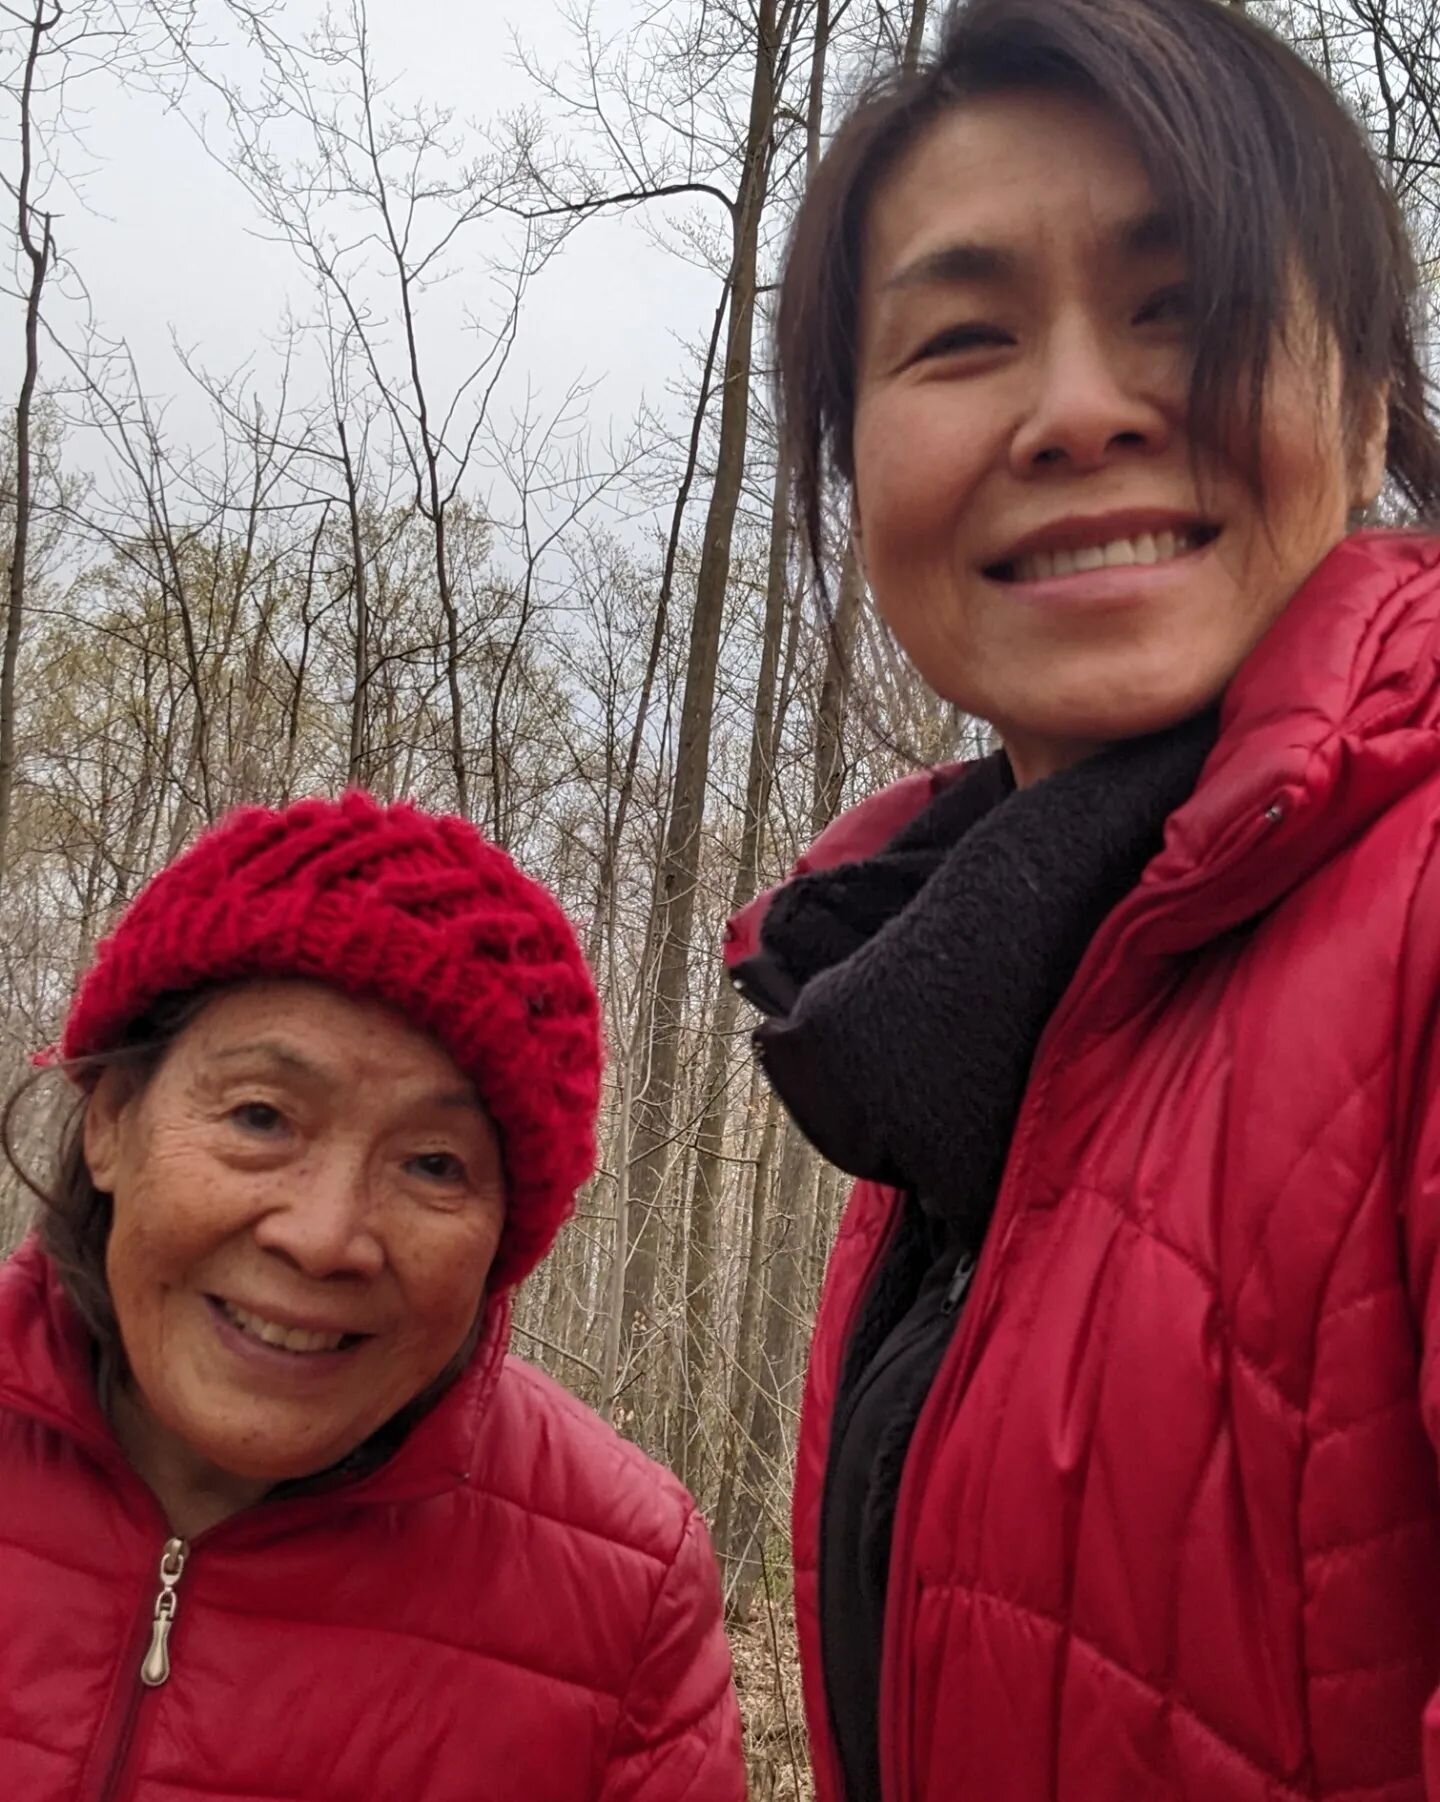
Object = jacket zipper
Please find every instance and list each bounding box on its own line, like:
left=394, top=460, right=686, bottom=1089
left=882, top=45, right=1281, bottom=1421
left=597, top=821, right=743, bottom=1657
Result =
left=140, top=1536, right=188, bottom=1686
left=942, top=1252, right=978, bottom=1315
left=873, top=795, right=1292, bottom=1801
left=87, top=1535, right=190, bottom=1802
left=5, top=1285, right=515, bottom=1802
left=810, top=1190, right=906, bottom=1799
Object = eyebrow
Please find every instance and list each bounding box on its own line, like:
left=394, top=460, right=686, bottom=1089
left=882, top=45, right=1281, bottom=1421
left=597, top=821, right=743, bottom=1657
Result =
left=427, top=1090, right=490, bottom=1116
left=883, top=208, right=1180, bottom=293
left=208, top=1040, right=486, bottom=1115
left=884, top=239, right=1016, bottom=292
left=210, top=1041, right=326, bottom=1081
left=1122, top=208, right=1180, bottom=258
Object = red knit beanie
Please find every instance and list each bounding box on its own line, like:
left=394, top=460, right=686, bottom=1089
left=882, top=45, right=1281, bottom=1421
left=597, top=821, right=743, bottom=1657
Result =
left=60, top=791, right=602, bottom=1291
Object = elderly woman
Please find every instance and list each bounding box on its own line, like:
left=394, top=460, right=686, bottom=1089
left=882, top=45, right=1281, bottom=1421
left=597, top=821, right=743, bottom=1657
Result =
left=0, top=793, right=744, bottom=1801
left=725, top=0, right=1440, bottom=1798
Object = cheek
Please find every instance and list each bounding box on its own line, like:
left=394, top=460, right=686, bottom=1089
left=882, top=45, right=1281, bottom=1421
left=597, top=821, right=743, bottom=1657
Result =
left=397, top=1207, right=504, bottom=1351
left=855, top=392, right=995, bottom=556
left=105, top=1137, right=248, bottom=1313
left=1246, top=366, right=1353, bottom=561
left=1264, top=421, right=1347, bottom=518
left=104, top=1174, right=179, bottom=1365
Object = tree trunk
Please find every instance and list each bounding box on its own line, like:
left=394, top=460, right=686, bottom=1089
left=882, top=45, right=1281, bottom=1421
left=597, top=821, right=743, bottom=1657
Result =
left=902, top=0, right=930, bottom=71
left=585, top=283, right=729, bottom=971
left=600, top=1045, right=635, bottom=1422
left=676, top=442, right=793, bottom=1492
left=430, top=497, right=469, bottom=816
left=714, top=1086, right=780, bottom=1577
left=813, top=539, right=862, bottom=835
left=723, top=1113, right=818, bottom=1618
left=339, top=421, right=370, bottom=787
left=620, top=0, right=781, bottom=1361
left=0, top=1, right=55, bottom=884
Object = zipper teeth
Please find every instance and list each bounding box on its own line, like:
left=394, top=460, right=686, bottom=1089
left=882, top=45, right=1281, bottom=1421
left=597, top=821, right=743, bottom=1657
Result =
left=94, top=1698, right=143, bottom=1802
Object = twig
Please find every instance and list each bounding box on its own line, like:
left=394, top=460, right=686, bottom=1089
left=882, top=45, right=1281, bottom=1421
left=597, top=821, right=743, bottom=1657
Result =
left=760, top=1537, right=801, bottom=1799
left=508, top=1322, right=602, bottom=1381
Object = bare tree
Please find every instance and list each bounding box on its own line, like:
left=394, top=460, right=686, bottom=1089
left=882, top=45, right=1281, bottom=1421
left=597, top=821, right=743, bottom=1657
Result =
left=620, top=0, right=808, bottom=1398
left=163, top=0, right=577, bottom=816
left=0, top=0, right=57, bottom=881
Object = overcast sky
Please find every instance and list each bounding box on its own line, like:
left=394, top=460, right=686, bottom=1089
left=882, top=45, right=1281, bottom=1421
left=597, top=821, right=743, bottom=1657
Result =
left=8, top=0, right=721, bottom=507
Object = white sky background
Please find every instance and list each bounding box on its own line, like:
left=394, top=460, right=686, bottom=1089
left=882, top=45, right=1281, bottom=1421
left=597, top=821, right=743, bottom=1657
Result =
left=7, top=0, right=723, bottom=527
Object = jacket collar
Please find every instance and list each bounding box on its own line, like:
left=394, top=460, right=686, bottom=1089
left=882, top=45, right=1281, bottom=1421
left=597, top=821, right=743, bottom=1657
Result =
left=729, top=530, right=1440, bottom=966
left=0, top=1236, right=512, bottom=1511
left=1140, top=530, right=1440, bottom=945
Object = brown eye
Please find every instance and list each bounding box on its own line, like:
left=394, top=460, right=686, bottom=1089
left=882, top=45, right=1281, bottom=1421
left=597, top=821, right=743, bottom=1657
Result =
left=409, top=1152, right=468, bottom=1185
left=1135, top=284, right=1192, bottom=326
left=230, top=1102, right=284, bottom=1136
left=915, top=323, right=1010, bottom=360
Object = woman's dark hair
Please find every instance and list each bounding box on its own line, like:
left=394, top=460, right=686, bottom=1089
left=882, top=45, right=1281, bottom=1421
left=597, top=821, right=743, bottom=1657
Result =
left=2, top=990, right=214, bottom=1361
left=777, top=0, right=1440, bottom=585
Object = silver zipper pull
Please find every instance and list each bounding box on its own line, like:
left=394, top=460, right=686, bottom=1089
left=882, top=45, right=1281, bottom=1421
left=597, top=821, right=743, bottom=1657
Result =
left=943, top=1251, right=978, bottom=1315
left=140, top=1537, right=188, bottom=1688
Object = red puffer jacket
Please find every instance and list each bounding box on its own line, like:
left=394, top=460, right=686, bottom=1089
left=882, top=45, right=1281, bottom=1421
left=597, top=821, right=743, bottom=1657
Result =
left=0, top=1239, right=744, bottom=1801
left=727, top=531, right=1440, bottom=1802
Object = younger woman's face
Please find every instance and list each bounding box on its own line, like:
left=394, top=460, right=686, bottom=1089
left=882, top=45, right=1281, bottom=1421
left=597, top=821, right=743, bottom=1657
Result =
left=851, top=90, right=1387, bottom=785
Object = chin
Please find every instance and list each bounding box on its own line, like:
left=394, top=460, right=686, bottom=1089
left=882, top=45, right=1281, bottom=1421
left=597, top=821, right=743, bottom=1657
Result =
left=1000, top=666, right=1231, bottom=753
left=185, top=1419, right=363, bottom=1486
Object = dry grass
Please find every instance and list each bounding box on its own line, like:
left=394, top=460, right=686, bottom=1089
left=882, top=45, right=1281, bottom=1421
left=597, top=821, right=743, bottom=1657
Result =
left=728, top=1582, right=813, bottom=1801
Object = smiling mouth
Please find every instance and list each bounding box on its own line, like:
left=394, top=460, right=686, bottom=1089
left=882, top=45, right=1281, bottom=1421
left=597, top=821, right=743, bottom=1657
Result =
left=986, top=523, right=1221, bottom=584
left=210, top=1296, right=367, bottom=1356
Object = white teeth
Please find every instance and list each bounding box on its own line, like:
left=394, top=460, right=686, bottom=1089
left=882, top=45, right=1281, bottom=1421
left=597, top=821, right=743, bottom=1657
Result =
left=222, top=1302, right=346, bottom=1354
left=1010, top=528, right=1206, bottom=584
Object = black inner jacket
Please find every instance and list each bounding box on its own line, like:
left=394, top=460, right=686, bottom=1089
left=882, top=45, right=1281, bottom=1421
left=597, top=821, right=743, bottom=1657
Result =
left=732, top=712, right=1218, bottom=1802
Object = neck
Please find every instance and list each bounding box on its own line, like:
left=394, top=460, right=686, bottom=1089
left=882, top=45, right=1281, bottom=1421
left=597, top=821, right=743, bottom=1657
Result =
left=1001, top=729, right=1109, bottom=788
left=110, top=1381, right=269, bottom=1539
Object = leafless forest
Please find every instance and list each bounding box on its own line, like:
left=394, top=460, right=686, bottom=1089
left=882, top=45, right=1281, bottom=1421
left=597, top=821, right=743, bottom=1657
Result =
left=0, top=0, right=1434, bottom=1790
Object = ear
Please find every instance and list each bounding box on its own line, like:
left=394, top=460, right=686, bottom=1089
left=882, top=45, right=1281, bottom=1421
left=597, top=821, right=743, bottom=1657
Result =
left=83, top=1068, right=133, bottom=1194
left=1351, top=383, right=1390, bottom=513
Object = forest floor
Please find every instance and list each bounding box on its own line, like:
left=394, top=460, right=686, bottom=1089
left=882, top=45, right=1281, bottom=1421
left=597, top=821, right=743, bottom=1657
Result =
left=729, top=1598, right=813, bottom=1800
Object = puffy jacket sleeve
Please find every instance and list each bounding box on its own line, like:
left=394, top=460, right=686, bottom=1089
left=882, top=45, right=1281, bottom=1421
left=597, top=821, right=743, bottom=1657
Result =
left=1397, top=819, right=1440, bottom=1796
left=598, top=1507, right=746, bottom=1802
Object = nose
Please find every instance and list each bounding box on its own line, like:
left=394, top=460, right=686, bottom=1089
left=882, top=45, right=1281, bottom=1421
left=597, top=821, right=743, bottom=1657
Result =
left=251, top=1156, right=385, bottom=1282
left=1009, top=315, right=1171, bottom=476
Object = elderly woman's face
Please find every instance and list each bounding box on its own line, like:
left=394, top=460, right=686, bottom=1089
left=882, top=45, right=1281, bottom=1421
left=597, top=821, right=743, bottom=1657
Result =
left=85, top=981, right=506, bottom=1486
left=851, top=90, right=1387, bottom=785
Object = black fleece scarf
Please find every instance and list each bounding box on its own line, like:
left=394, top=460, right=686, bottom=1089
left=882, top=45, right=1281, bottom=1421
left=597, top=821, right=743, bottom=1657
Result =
left=748, top=708, right=1220, bottom=1235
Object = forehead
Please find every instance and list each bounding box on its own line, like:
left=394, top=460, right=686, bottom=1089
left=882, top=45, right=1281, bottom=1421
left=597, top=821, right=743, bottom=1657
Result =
left=176, top=980, right=467, bottom=1089
left=863, top=89, right=1163, bottom=289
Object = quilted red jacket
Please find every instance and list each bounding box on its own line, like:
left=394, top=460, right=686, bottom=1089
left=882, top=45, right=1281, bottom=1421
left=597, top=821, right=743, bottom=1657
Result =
left=0, top=1239, right=744, bottom=1801
left=727, top=531, right=1440, bottom=1802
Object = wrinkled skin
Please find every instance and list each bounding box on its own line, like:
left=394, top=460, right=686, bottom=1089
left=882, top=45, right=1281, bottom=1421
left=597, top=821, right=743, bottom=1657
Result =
left=85, top=980, right=505, bottom=1534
